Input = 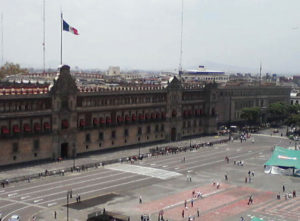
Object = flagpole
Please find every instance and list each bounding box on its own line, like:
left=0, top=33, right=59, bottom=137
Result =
left=60, top=12, right=63, bottom=65
left=43, top=0, right=45, bottom=73
left=1, top=13, right=4, bottom=66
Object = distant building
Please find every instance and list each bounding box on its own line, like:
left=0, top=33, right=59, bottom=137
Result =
left=216, top=85, right=291, bottom=126
left=290, top=89, right=300, bottom=105
left=108, top=66, right=120, bottom=76
left=183, top=65, right=229, bottom=83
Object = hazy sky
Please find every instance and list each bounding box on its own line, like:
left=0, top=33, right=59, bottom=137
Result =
left=1, top=0, right=300, bottom=73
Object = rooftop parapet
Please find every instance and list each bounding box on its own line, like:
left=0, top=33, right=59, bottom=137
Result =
left=78, top=85, right=165, bottom=93
left=0, top=85, right=49, bottom=95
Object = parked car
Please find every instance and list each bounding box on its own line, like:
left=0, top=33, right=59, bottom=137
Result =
left=9, top=215, right=20, bottom=221
left=273, top=129, right=279, bottom=133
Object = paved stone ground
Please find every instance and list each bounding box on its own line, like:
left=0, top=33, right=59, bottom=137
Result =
left=3, top=128, right=300, bottom=221
left=136, top=183, right=275, bottom=221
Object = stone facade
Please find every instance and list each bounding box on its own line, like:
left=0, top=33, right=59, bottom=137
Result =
left=0, top=66, right=218, bottom=166
left=216, top=85, right=291, bottom=126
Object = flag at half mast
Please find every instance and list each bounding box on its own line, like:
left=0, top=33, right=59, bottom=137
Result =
left=63, top=20, right=79, bottom=35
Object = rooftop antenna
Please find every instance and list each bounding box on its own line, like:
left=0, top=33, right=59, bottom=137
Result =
left=42, top=0, right=46, bottom=73
left=1, top=13, right=3, bottom=66
left=178, top=0, right=184, bottom=78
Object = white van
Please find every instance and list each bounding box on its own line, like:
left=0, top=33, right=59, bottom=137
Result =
left=9, top=215, right=20, bottom=221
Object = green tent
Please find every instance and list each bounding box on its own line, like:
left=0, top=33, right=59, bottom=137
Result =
left=265, top=146, right=300, bottom=169
left=251, top=217, right=264, bottom=221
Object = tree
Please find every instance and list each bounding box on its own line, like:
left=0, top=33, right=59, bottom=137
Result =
left=267, top=102, right=288, bottom=124
left=0, top=62, right=28, bottom=79
left=286, top=114, right=300, bottom=127
left=240, top=107, right=261, bottom=125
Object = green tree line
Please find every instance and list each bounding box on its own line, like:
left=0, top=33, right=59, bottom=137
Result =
left=241, top=102, right=300, bottom=127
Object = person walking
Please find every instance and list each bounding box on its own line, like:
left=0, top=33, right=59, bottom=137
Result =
left=191, top=198, right=194, bottom=207
left=139, top=195, right=142, bottom=204
left=283, top=185, right=285, bottom=192
left=225, top=174, right=228, bottom=181
left=184, top=200, right=187, bottom=208
left=247, top=195, right=253, bottom=205
left=197, top=208, right=200, bottom=217
left=54, top=211, right=57, bottom=219
left=293, top=190, right=296, bottom=198
left=182, top=209, right=184, bottom=218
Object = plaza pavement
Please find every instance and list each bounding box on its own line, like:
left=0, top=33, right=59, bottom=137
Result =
left=2, top=128, right=300, bottom=221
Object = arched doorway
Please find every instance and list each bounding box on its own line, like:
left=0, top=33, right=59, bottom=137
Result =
left=171, top=128, right=176, bottom=141
left=61, top=143, right=69, bottom=158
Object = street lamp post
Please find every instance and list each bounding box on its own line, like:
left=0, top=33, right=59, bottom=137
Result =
left=67, top=191, right=69, bottom=221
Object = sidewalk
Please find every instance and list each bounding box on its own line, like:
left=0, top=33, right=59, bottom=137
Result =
left=0, top=135, right=229, bottom=183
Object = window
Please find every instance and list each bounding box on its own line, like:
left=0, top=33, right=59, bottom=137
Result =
left=147, top=126, right=151, bottom=134
left=138, top=127, right=142, bottom=135
left=12, top=142, right=18, bottom=153
left=161, top=124, right=164, bottom=132
left=124, top=129, right=129, bottom=137
left=86, top=145, right=89, bottom=149
left=34, top=153, right=38, bottom=157
left=112, top=130, right=116, bottom=139
left=99, top=132, right=103, bottom=140
left=33, top=139, right=40, bottom=150
left=188, top=121, right=191, bottom=127
left=85, top=133, right=91, bottom=142
left=155, top=124, right=159, bottom=132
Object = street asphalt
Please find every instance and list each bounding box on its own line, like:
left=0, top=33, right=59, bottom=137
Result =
left=0, top=127, right=299, bottom=221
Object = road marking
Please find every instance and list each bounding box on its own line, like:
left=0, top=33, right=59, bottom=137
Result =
left=0, top=190, right=5, bottom=193
left=0, top=168, right=113, bottom=196
left=21, top=196, right=30, bottom=200
left=174, top=167, right=179, bottom=170
left=178, top=151, right=259, bottom=172
left=34, top=199, right=43, bottom=203
left=2, top=205, right=32, bottom=220
left=37, top=177, right=152, bottom=206
left=11, top=171, right=126, bottom=199
left=150, top=164, right=156, bottom=166
left=47, top=202, right=57, bottom=207
left=8, top=193, right=18, bottom=197
left=106, top=164, right=181, bottom=180
left=162, top=165, right=168, bottom=168
left=0, top=202, right=15, bottom=209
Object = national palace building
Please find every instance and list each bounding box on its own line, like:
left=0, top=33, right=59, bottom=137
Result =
left=0, top=65, right=291, bottom=166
